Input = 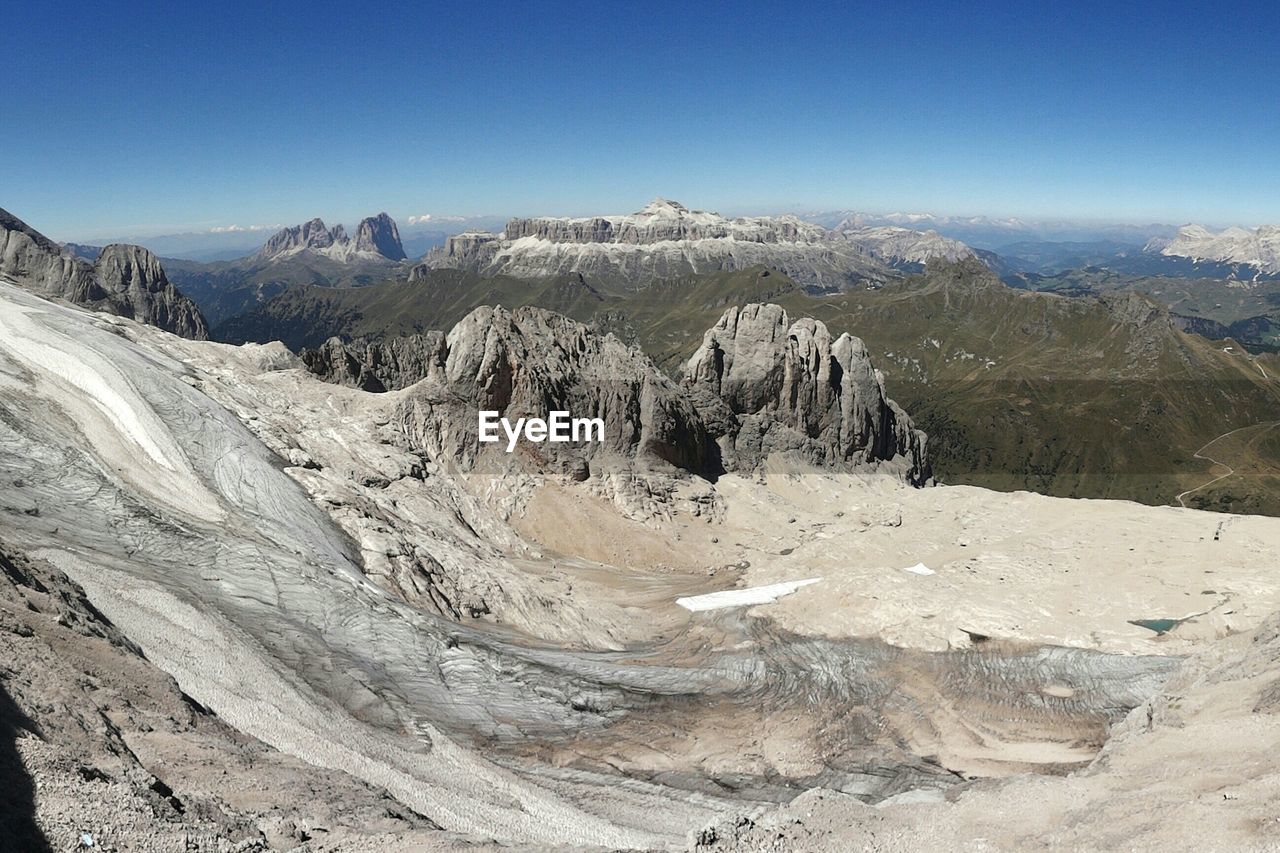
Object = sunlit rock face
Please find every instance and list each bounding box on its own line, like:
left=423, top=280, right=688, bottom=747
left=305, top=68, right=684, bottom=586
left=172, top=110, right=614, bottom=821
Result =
left=417, top=198, right=895, bottom=289
left=0, top=207, right=207, bottom=338
left=684, top=303, right=930, bottom=483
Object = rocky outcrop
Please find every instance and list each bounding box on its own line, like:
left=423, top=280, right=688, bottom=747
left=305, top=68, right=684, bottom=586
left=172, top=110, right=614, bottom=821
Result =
left=0, top=207, right=208, bottom=339
left=256, top=213, right=406, bottom=263
left=419, top=199, right=894, bottom=290
left=302, top=332, right=447, bottom=392
left=304, top=303, right=931, bottom=502
left=684, top=304, right=930, bottom=484
left=412, top=232, right=503, bottom=281
left=93, top=244, right=210, bottom=339
left=354, top=212, right=407, bottom=261
left=1, top=207, right=100, bottom=301
left=259, top=217, right=345, bottom=257
left=389, top=306, right=716, bottom=496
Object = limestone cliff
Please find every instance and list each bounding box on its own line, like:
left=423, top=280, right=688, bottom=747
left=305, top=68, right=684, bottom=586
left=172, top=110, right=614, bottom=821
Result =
left=0, top=207, right=208, bottom=339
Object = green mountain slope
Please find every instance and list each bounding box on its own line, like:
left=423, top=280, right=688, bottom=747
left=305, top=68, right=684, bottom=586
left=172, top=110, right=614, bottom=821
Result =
left=215, top=261, right=1280, bottom=514
left=166, top=254, right=409, bottom=326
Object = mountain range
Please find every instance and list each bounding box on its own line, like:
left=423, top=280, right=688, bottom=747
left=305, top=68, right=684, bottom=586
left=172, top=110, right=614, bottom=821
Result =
left=1148, top=224, right=1280, bottom=274
left=800, top=210, right=1181, bottom=249
left=6, top=197, right=1280, bottom=848
left=12, top=196, right=1280, bottom=512
left=255, top=212, right=407, bottom=263
left=417, top=198, right=985, bottom=288
left=158, top=212, right=414, bottom=324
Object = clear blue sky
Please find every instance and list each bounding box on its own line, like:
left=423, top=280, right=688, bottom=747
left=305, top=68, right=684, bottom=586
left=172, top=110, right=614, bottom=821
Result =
left=6, top=0, right=1280, bottom=239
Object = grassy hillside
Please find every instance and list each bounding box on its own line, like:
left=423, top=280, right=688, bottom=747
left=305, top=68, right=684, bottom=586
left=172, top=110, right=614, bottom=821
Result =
left=215, top=262, right=1280, bottom=514
left=166, top=254, right=410, bottom=326
left=1022, top=268, right=1280, bottom=350
left=214, top=269, right=625, bottom=349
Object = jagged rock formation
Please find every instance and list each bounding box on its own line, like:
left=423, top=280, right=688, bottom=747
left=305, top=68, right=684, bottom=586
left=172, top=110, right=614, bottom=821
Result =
left=416, top=198, right=895, bottom=290
left=354, top=211, right=407, bottom=261
left=256, top=212, right=407, bottom=263
left=1148, top=223, right=1280, bottom=273
left=258, top=216, right=346, bottom=257
left=303, top=302, right=930, bottom=497
left=302, top=332, right=447, bottom=392
left=388, top=306, right=717, bottom=504
left=684, top=304, right=930, bottom=483
left=0, top=207, right=207, bottom=339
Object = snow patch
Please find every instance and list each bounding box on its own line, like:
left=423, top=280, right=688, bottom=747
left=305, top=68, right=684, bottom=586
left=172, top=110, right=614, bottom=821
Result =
left=677, top=578, right=822, bottom=612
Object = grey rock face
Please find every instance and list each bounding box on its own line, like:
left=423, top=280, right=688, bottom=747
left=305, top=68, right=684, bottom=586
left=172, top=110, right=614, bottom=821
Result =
left=302, top=332, right=447, bottom=392
left=1, top=207, right=100, bottom=301
left=0, top=207, right=208, bottom=339
left=304, top=303, right=930, bottom=501
left=394, top=305, right=715, bottom=486
left=411, top=231, right=503, bottom=281
left=260, top=217, right=343, bottom=256
left=684, top=304, right=930, bottom=484
left=93, top=244, right=210, bottom=339
left=258, top=213, right=406, bottom=263
left=354, top=212, right=407, bottom=261
left=418, top=199, right=894, bottom=290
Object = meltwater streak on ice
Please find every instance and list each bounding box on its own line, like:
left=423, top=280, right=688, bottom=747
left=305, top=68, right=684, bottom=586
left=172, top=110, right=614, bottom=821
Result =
left=0, top=288, right=176, bottom=469
left=0, top=282, right=232, bottom=525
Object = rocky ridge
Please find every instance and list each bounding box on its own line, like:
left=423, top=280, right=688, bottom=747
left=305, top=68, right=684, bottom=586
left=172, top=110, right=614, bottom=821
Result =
left=302, top=302, right=931, bottom=509
left=416, top=199, right=981, bottom=290
left=256, top=212, right=407, bottom=263
left=835, top=221, right=975, bottom=267
left=0, top=207, right=207, bottom=339
left=1148, top=223, right=1280, bottom=274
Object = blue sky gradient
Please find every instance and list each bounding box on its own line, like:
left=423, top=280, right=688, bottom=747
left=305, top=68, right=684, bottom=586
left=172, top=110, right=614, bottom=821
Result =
left=5, top=0, right=1280, bottom=238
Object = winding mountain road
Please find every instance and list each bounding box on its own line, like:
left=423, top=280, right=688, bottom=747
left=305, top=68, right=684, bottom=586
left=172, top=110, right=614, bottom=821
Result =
left=1176, top=421, right=1280, bottom=508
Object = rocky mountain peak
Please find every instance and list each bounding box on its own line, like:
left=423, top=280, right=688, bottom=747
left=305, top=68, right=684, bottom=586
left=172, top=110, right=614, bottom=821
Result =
left=639, top=198, right=691, bottom=215
left=303, top=300, right=930, bottom=514
left=259, top=218, right=341, bottom=257
left=354, top=212, right=407, bottom=261
left=257, top=214, right=406, bottom=263
left=684, top=303, right=929, bottom=481
left=95, top=244, right=169, bottom=292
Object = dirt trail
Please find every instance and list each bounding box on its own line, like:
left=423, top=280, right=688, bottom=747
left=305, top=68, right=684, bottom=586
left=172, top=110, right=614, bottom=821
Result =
left=1176, top=421, right=1280, bottom=508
